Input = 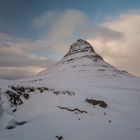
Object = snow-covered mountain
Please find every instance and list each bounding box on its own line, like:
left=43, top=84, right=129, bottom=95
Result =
left=0, top=39, right=140, bottom=140
left=39, top=39, right=130, bottom=76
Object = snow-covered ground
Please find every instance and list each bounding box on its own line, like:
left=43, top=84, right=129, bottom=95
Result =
left=0, top=39, right=140, bottom=140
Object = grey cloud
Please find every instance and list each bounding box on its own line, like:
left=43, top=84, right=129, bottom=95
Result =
left=32, top=9, right=124, bottom=58
left=89, top=11, right=140, bottom=76
left=88, top=26, right=124, bottom=41
left=0, top=33, right=55, bottom=79
left=0, top=67, right=44, bottom=80
left=0, top=54, right=54, bottom=67
left=0, top=33, right=55, bottom=68
left=42, top=10, right=122, bottom=44
left=33, top=11, right=59, bottom=28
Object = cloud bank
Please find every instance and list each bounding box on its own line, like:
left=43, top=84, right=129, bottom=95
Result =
left=33, top=10, right=123, bottom=55
left=0, top=33, right=54, bottom=79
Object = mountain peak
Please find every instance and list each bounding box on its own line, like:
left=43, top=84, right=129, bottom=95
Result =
left=64, top=39, right=95, bottom=58
left=62, top=39, right=103, bottom=64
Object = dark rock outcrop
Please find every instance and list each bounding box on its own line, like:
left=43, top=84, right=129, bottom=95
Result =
left=57, top=106, right=87, bottom=114
left=63, top=39, right=103, bottom=63
left=85, top=98, right=107, bottom=108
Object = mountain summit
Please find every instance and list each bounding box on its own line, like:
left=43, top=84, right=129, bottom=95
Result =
left=63, top=39, right=103, bottom=62
left=64, top=39, right=95, bottom=56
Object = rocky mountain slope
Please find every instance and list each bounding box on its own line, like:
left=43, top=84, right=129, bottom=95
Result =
left=0, top=39, right=140, bottom=140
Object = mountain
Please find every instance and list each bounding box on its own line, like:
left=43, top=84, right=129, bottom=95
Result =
left=39, top=39, right=130, bottom=76
left=0, top=39, right=140, bottom=140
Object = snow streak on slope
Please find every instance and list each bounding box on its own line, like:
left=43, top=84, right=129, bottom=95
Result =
left=0, top=39, right=140, bottom=140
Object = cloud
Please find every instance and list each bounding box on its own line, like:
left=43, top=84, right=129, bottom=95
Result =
left=87, top=10, right=140, bottom=76
left=0, top=33, right=55, bottom=67
left=33, top=11, right=59, bottom=28
left=33, top=9, right=123, bottom=55
left=0, top=67, right=45, bottom=80
left=0, top=33, right=55, bottom=79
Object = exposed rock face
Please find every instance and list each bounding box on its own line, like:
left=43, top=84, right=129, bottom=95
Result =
left=64, top=39, right=95, bottom=57
left=62, top=39, right=103, bottom=63
left=85, top=98, right=108, bottom=108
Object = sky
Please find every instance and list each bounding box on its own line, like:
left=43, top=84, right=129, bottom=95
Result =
left=0, top=0, right=140, bottom=79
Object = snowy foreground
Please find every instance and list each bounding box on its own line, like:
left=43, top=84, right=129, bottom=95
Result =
left=0, top=39, right=140, bottom=140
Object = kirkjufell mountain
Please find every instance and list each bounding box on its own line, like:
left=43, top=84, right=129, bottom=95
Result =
left=0, top=39, right=140, bottom=140
left=39, top=39, right=130, bottom=76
